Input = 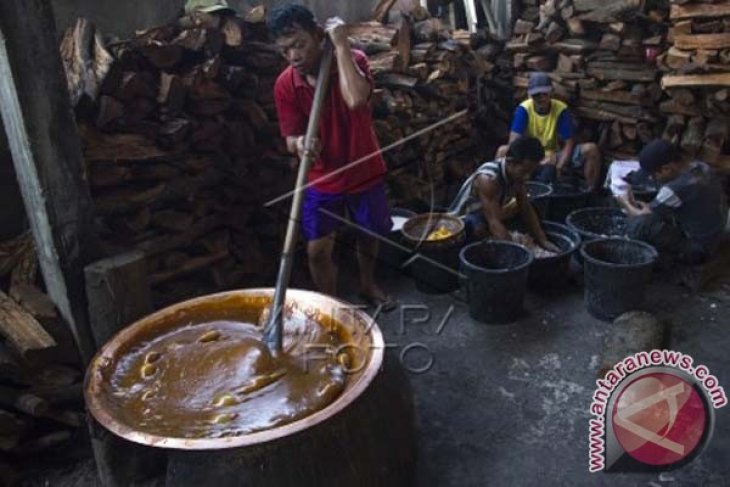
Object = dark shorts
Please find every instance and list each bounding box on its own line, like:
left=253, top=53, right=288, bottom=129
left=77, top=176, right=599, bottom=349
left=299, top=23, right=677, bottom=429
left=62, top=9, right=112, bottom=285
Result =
left=532, top=146, right=585, bottom=184
left=302, top=183, right=392, bottom=241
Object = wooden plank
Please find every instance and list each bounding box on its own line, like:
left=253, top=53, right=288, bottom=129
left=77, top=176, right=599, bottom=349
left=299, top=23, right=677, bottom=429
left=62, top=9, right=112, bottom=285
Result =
left=0, top=290, right=56, bottom=359
left=671, top=3, right=730, bottom=20
left=587, top=66, right=657, bottom=82
left=0, top=0, right=99, bottom=363
left=84, top=251, right=151, bottom=348
left=675, top=33, right=730, bottom=50
left=581, top=90, right=643, bottom=105
left=662, top=73, right=730, bottom=88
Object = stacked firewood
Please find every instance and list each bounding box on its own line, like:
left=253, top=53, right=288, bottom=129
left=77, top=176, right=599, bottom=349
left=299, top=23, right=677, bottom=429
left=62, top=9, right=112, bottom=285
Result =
left=657, top=0, right=730, bottom=172
left=0, top=234, right=84, bottom=481
left=351, top=7, right=512, bottom=205
left=61, top=10, right=294, bottom=305
left=507, top=0, right=669, bottom=158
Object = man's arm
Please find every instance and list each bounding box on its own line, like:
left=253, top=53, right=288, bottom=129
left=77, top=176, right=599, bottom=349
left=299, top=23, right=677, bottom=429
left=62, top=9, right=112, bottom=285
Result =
left=475, top=175, right=512, bottom=241
left=326, top=18, right=371, bottom=110
left=516, top=183, right=546, bottom=241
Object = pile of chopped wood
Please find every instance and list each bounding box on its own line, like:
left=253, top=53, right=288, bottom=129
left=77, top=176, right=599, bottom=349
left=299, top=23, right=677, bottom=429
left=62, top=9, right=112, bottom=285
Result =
left=0, top=234, right=84, bottom=480
left=61, top=9, right=294, bottom=305
left=351, top=6, right=512, bottom=205
left=507, top=0, right=669, bottom=158
left=657, top=0, right=730, bottom=172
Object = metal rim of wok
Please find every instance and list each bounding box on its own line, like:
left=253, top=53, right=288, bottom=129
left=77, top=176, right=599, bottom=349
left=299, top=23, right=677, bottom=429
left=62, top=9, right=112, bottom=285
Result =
left=84, top=288, right=385, bottom=451
left=579, top=237, right=658, bottom=269
left=459, top=240, right=535, bottom=274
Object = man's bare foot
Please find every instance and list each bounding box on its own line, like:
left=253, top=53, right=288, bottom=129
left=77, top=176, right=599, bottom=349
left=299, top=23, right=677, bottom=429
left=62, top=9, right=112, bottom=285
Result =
left=359, top=286, right=397, bottom=313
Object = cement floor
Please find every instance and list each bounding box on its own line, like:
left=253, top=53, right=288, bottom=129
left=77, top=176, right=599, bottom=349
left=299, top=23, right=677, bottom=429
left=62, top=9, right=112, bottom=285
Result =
left=355, top=266, right=730, bottom=487
left=22, top=260, right=730, bottom=487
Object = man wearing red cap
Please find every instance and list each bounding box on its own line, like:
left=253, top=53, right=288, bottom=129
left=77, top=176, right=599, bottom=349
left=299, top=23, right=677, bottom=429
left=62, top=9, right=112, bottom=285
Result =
left=498, top=72, right=602, bottom=189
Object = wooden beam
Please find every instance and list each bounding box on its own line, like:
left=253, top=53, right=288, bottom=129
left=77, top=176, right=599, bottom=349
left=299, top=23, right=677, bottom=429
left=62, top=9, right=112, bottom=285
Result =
left=675, top=33, right=730, bottom=50
left=0, top=0, right=99, bottom=363
left=662, top=73, right=730, bottom=89
left=84, top=251, right=151, bottom=348
left=671, top=2, right=730, bottom=21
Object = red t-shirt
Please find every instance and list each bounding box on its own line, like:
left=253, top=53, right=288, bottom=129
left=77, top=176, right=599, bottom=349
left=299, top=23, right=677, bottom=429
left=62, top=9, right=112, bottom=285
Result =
left=274, top=49, right=387, bottom=194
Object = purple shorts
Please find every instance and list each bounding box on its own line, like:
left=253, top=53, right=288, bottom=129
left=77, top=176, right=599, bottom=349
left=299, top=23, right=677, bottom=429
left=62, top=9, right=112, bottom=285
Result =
left=302, top=183, right=392, bottom=241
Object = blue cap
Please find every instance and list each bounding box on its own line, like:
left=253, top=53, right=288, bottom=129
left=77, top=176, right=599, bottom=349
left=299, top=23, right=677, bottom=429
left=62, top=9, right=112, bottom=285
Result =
left=528, top=72, right=553, bottom=96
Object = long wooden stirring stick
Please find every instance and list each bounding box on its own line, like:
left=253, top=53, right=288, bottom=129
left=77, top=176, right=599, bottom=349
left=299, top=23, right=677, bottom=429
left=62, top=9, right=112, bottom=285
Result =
left=263, top=43, right=334, bottom=354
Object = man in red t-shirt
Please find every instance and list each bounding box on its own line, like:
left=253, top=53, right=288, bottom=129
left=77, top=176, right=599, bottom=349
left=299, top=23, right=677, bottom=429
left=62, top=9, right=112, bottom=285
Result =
left=268, top=5, right=395, bottom=310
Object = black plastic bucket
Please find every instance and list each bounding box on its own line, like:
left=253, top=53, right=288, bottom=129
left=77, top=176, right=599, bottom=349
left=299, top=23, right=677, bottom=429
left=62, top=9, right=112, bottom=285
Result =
left=378, top=208, right=416, bottom=277
left=526, top=182, right=553, bottom=219
left=547, top=182, right=591, bottom=222
left=459, top=241, right=533, bottom=324
left=527, top=221, right=582, bottom=291
left=402, top=213, right=465, bottom=294
left=581, top=238, right=657, bottom=322
left=566, top=207, right=628, bottom=242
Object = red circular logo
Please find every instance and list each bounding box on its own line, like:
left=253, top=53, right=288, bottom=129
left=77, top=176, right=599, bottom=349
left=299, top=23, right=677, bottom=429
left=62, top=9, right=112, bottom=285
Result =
left=612, top=372, right=707, bottom=466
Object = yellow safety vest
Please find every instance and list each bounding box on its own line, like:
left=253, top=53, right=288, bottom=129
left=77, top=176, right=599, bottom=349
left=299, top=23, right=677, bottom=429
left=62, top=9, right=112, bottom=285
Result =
left=519, top=98, right=568, bottom=154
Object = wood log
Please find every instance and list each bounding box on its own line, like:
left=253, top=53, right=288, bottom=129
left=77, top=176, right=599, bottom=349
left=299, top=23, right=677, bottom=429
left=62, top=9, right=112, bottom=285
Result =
left=567, top=18, right=586, bottom=36
left=663, top=114, right=686, bottom=142
left=662, top=73, right=730, bottom=88
left=545, top=22, right=565, bottom=44
left=396, top=15, right=412, bottom=68
left=671, top=2, right=730, bottom=20
left=587, top=66, right=656, bottom=82
left=11, top=430, right=72, bottom=454
left=0, top=290, right=56, bottom=360
left=664, top=46, right=693, bottom=70
left=10, top=248, right=37, bottom=290
left=94, top=170, right=224, bottom=216
left=372, top=0, right=398, bottom=23
left=114, top=72, right=155, bottom=102
left=681, top=117, right=706, bottom=155
left=579, top=0, right=644, bottom=23
left=0, top=386, right=50, bottom=417
left=151, top=210, right=195, bottom=233
left=514, top=19, right=535, bottom=35
left=173, top=28, right=223, bottom=55
left=140, top=43, right=183, bottom=70
left=600, top=33, right=622, bottom=51
left=0, top=410, right=27, bottom=437
left=581, top=90, right=643, bottom=105
left=136, top=215, right=224, bottom=257
left=557, top=53, right=575, bottom=72
left=675, top=33, right=730, bottom=50
left=149, top=249, right=230, bottom=286
left=221, top=18, right=244, bottom=48
left=97, top=96, right=124, bottom=128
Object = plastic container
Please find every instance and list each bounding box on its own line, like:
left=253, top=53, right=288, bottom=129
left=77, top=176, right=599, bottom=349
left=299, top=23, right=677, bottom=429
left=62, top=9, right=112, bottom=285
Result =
left=459, top=241, right=533, bottom=324
left=547, top=182, right=592, bottom=222
left=401, top=213, right=465, bottom=294
left=581, top=238, right=658, bottom=321
left=527, top=221, right=582, bottom=291
left=526, top=181, right=553, bottom=219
